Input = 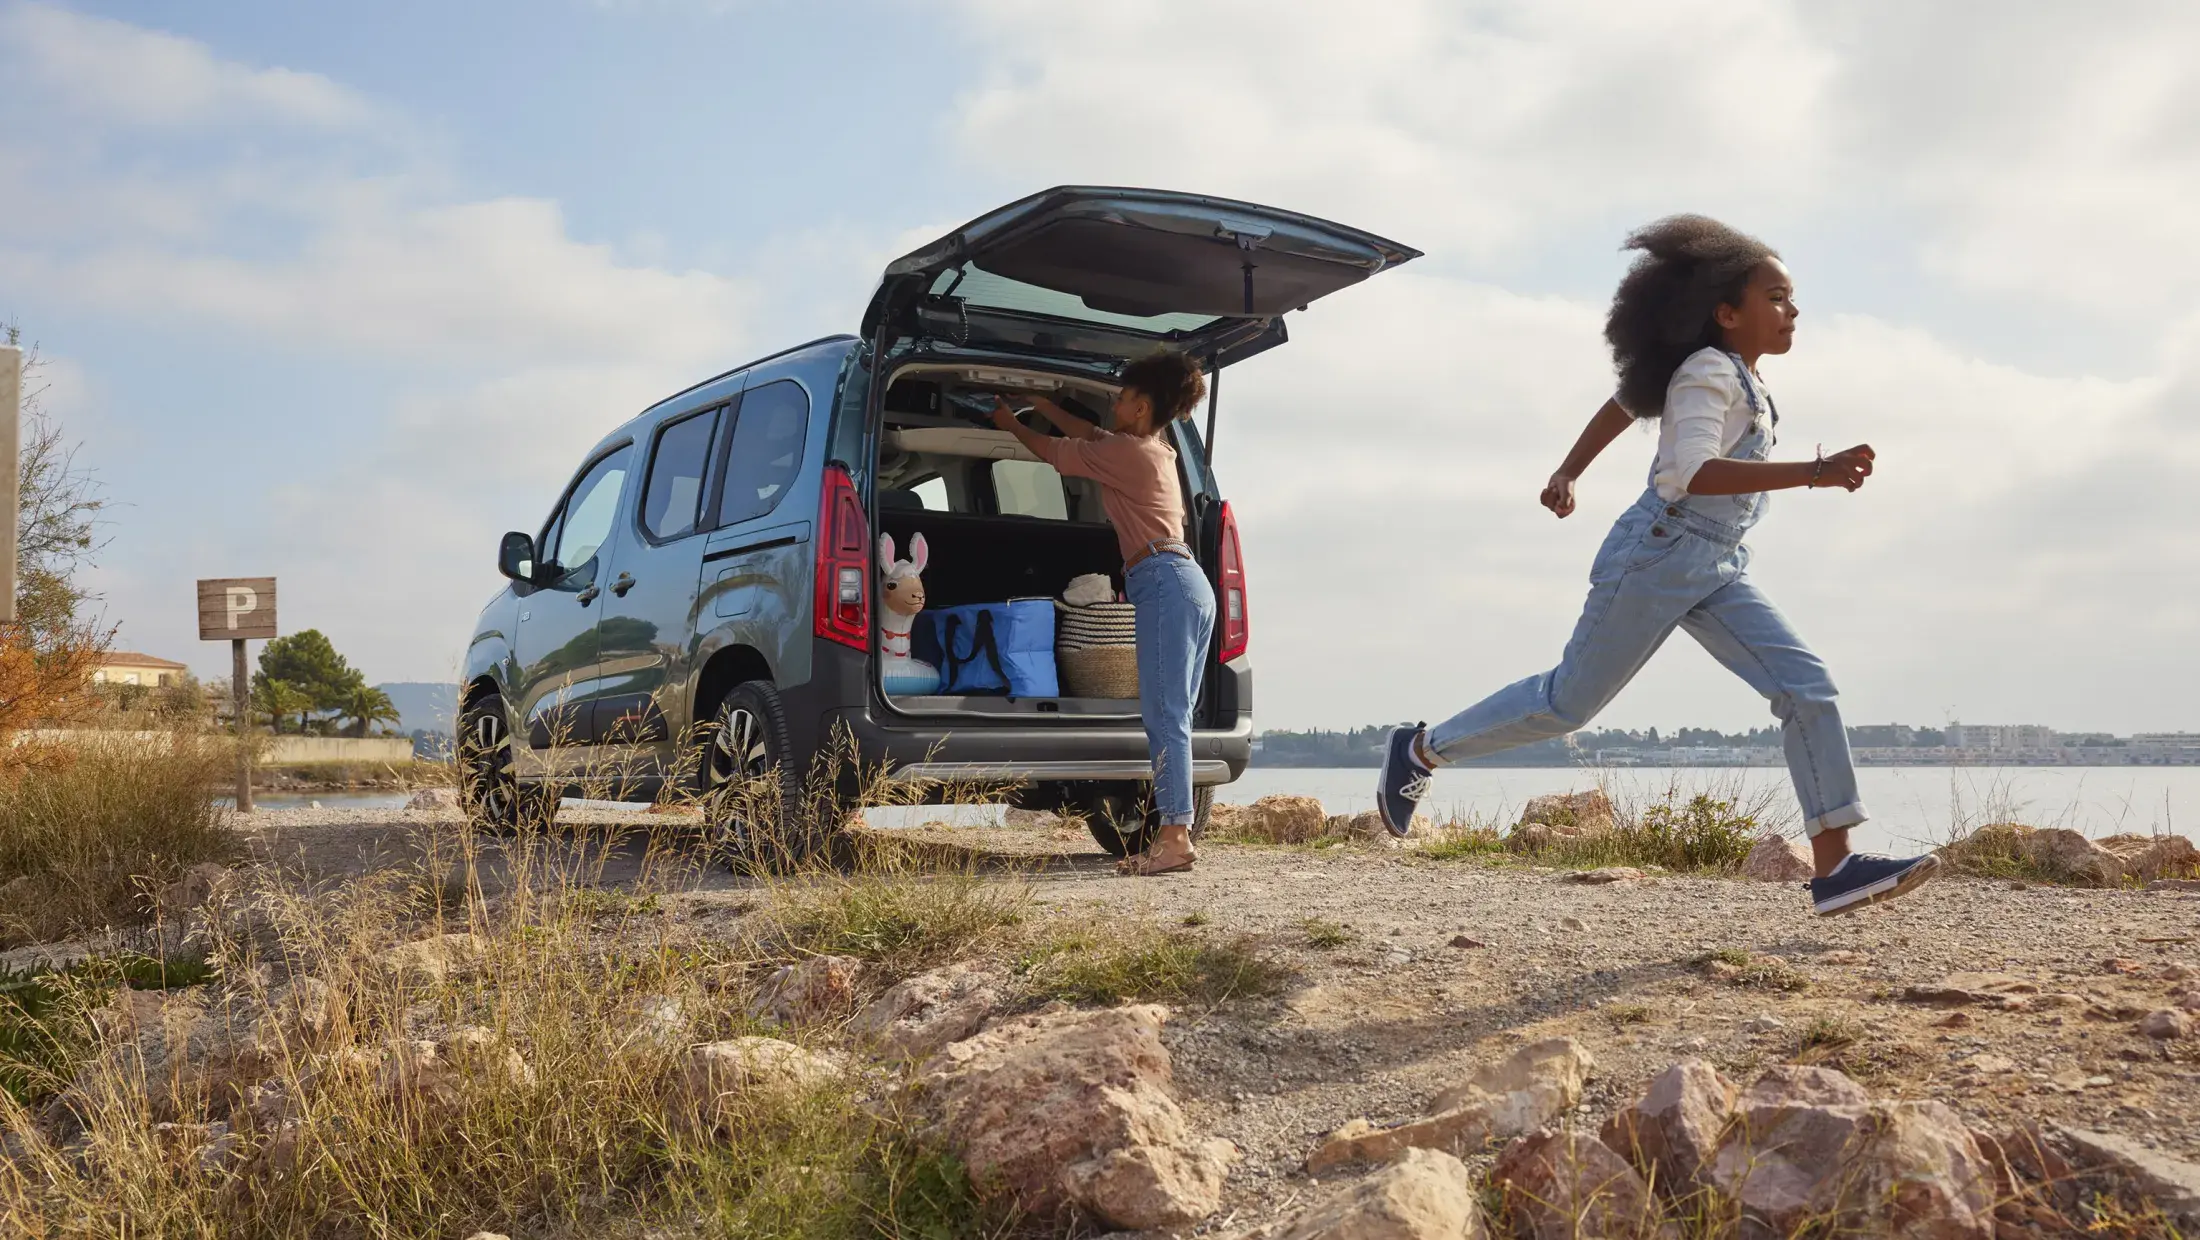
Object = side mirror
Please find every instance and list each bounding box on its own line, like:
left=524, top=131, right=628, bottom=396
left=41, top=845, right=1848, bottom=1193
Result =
left=498, top=531, right=538, bottom=583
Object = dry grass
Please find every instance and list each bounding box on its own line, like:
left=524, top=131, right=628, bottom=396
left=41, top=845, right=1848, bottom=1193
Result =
left=1418, top=777, right=1769, bottom=875
left=1013, top=921, right=1289, bottom=1008
left=0, top=789, right=1008, bottom=1238
left=0, top=733, right=239, bottom=947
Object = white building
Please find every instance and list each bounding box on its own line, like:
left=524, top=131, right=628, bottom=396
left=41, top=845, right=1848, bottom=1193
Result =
left=1943, top=723, right=2055, bottom=751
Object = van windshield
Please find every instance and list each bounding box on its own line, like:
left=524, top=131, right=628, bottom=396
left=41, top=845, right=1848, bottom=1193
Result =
left=932, top=264, right=1221, bottom=335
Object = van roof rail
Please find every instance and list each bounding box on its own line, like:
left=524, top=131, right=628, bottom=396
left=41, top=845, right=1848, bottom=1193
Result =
left=647, top=334, right=859, bottom=412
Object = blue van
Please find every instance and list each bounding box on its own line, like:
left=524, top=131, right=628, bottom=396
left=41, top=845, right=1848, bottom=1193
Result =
left=460, top=187, right=1417, bottom=862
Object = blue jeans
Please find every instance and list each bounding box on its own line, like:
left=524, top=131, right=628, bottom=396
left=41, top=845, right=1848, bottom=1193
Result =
left=1425, top=495, right=1869, bottom=837
left=1127, top=552, right=1216, bottom=826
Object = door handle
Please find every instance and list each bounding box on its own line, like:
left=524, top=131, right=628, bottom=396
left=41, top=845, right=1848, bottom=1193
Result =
left=612, top=572, right=636, bottom=597
left=576, top=583, right=600, bottom=605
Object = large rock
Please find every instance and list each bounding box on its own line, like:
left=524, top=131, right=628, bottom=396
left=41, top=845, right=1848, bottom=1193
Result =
left=377, top=932, right=488, bottom=984
left=1228, top=795, right=1328, bottom=844
left=849, top=963, right=1000, bottom=1059
left=1309, top=1038, right=1594, bottom=1172
left=1708, top=1066, right=1994, bottom=1239
left=406, top=787, right=459, bottom=811
left=2054, top=1127, right=2200, bottom=1225
left=1739, top=834, right=1814, bottom=882
left=1601, top=1058, right=1739, bottom=1194
left=748, top=954, right=863, bottom=1027
left=2099, top=833, right=2200, bottom=882
left=1328, top=809, right=1431, bottom=840
left=1491, top=1128, right=1676, bottom=1240
left=1509, top=791, right=1615, bottom=852
left=1233, top=1148, right=1486, bottom=1240
left=2139, top=1009, right=2191, bottom=1039
left=615, top=994, right=692, bottom=1056
left=378, top=1027, right=534, bottom=1119
left=1903, top=972, right=2040, bottom=1010
left=678, top=1037, right=842, bottom=1130
left=2017, top=827, right=2125, bottom=886
left=919, top=1003, right=1235, bottom=1230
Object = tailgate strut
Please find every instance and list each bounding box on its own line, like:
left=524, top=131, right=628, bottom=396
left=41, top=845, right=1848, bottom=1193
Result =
left=1203, top=355, right=1220, bottom=462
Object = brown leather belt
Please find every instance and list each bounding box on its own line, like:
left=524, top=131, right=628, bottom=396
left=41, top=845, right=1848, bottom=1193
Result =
left=1124, top=539, right=1194, bottom=571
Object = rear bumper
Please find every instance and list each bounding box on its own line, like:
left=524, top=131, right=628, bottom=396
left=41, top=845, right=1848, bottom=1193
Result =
left=784, top=640, right=1253, bottom=786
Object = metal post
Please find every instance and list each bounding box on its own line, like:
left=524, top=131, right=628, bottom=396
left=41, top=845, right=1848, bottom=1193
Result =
left=0, top=345, right=19, bottom=624
left=232, top=638, right=253, bottom=812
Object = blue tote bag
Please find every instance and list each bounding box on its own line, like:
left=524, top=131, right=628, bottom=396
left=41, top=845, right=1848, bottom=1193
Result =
left=921, top=599, right=1060, bottom=698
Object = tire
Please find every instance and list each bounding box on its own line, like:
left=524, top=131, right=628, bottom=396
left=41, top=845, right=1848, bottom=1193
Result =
left=458, top=693, right=557, bottom=835
left=1082, top=785, right=1213, bottom=858
left=701, top=681, right=822, bottom=869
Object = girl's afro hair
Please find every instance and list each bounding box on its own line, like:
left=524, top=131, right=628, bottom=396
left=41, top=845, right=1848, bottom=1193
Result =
left=1605, top=215, right=1777, bottom=417
left=1118, top=349, right=1208, bottom=432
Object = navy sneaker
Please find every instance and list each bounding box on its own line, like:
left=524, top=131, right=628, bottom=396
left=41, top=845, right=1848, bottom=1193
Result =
left=1376, top=723, right=1433, bottom=838
left=1809, top=852, right=1942, bottom=916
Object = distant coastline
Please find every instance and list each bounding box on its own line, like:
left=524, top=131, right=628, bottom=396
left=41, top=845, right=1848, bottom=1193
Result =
left=1250, top=725, right=2200, bottom=769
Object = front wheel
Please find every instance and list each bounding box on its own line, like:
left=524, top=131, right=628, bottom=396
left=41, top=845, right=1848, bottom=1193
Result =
left=458, top=693, right=557, bottom=835
left=1082, top=785, right=1212, bottom=858
left=701, top=681, right=826, bottom=870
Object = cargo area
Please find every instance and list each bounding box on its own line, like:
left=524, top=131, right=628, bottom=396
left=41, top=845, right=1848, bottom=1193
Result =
left=872, top=364, right=1197, bottom=719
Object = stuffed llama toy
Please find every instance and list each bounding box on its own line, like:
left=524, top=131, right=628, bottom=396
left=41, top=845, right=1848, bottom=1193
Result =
left=878, top=532, right=941, bottom=695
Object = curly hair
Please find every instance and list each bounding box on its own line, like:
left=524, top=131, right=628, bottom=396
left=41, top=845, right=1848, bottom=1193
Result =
left=1117, top=349, right=1208, bottom=435
left=1605, top=215, right=1778, bottom=417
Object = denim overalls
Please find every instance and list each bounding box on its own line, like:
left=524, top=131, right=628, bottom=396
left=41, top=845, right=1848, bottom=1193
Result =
left=1424, top=353, right=1869, bottom=836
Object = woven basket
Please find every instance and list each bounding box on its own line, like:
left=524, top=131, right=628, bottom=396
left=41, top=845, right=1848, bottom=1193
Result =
left=1056, top=600, right=1137, bottom=647
left=1059, top=645, right=1140, bottom=698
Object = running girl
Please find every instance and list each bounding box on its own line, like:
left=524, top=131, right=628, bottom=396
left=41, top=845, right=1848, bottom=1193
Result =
left=992, top=350, right=1215, bottom=876
left=1375, top=215, right=1940, bottom=916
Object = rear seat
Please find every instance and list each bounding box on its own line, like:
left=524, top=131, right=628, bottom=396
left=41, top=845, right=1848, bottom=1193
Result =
left=878, top=507, right=1121, bottom=610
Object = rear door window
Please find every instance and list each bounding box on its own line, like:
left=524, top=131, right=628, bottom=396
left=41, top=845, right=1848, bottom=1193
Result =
left=717, top=380, right=810, bottom=526
left=991, top=459, right=1069, bottom=520
left=641, top=408, right=718, bottom=540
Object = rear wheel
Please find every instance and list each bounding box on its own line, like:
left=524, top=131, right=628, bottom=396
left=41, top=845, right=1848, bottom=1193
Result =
left=1082, top=785, right=1213, bottom=858
left=458, top=693, right=557, bottom=835
left=702, top=681, right=825, bottom=869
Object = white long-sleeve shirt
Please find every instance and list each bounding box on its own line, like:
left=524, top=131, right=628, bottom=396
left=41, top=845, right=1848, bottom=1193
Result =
left=1648, top=348, right=1765, bottom=502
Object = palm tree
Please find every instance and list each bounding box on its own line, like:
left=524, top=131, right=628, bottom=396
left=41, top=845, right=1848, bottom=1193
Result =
left=254, top=678, right=314, bottom=733
left=341, top=685, right=402, bottom=738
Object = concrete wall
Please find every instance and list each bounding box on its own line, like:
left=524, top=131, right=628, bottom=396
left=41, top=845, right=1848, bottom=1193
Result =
left=262, top=737, right=416, bottom=764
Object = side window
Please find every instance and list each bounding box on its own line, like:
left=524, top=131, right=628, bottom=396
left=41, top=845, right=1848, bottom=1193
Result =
left=717, top=380, right=810, bottom=526
left=992, top=459, right=1069, bottom=520
left=911, top=476, right=949, bottom=510
left=553, top=447, right=632, bottom=574
left=641, top=409, right=718, bottom=540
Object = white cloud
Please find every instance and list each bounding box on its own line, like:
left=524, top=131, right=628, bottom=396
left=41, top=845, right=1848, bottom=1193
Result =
left=0, top=3, right=375, bottom=131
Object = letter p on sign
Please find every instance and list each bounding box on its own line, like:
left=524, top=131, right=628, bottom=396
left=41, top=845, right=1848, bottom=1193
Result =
left=198, top=577, right=279, bottom=642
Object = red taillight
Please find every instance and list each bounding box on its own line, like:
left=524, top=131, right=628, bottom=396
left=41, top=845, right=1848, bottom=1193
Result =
left=814, top=464, right=870, bottom=650
left=1217, top=500, right=1250, bottom=662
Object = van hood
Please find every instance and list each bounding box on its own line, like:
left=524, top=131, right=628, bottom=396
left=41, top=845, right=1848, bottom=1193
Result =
left=862, top=186, right=1419, bottom=369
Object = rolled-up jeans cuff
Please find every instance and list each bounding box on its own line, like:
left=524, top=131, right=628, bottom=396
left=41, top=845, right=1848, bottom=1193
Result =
left=1161, top=816, right=1196, bottom=828
left=1805, top=801, right=1868, bottom=837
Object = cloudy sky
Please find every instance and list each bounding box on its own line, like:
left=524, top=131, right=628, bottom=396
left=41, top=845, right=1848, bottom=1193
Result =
left=4, top=0, right=2197, bottom=734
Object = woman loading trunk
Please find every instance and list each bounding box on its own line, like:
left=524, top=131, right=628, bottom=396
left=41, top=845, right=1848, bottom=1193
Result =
left=991, top=351, right=1215, bottom=876
left=1375, top=214, right=1941, bottom=917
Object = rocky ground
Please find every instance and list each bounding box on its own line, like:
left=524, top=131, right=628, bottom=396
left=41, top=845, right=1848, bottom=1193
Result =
left=272, top=802, right=2200, bottom=1229
left=13, top=795, right=2198, bottom=1237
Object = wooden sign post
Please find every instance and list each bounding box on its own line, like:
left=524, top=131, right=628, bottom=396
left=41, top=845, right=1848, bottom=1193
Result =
left=198, top=577, right=278, bottom=812
left=0, top=345, right=19, bottom=624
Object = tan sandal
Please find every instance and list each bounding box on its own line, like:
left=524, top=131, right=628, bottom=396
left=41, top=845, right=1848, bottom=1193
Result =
left=1115, top=848, right=1196, bottom=876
